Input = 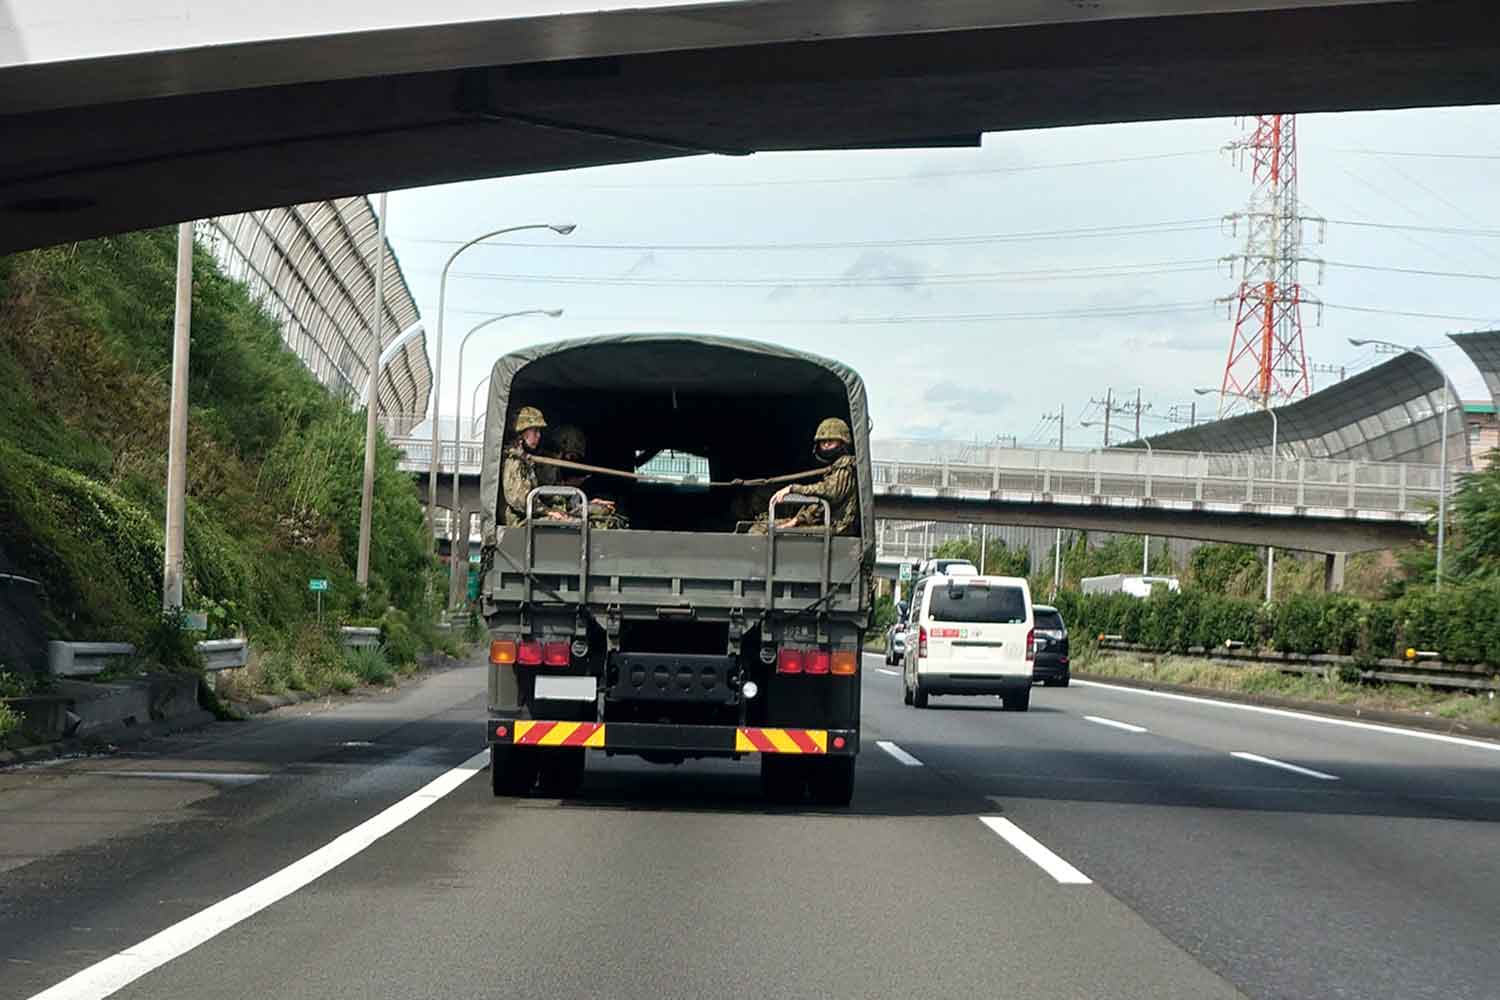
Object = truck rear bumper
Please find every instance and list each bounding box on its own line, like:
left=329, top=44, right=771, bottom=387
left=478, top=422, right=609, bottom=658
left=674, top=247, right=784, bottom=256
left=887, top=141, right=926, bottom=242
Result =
left=487, top=718, right=858, bottom=756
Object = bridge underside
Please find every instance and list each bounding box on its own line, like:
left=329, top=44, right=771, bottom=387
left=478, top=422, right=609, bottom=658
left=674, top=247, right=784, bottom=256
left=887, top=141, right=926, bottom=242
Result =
left=6, top=1, right=1500, bottom=252
left=874, top=497, right=1421, bottom=555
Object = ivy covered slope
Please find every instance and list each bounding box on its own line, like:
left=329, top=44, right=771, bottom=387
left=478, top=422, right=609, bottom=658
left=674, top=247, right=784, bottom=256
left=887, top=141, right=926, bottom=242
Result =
left=0, top=230, right=433, bottom=645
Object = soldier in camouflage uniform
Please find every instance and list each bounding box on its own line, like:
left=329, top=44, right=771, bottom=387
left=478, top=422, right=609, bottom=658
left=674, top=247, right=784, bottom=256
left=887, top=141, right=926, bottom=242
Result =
left=755, top=417, right=859, bottom=535
left=500, top=407, right=567, bottom=526
left=550, top=425, right=627, bottom=529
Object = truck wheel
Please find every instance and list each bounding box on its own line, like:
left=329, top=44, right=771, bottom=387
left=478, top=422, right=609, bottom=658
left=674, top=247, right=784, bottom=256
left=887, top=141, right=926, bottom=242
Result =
left=912, top=681, right=929, bottom=709
left=902, top=678, right=913, bottom=706
left=537, top=748, right=586, bottom=797
left=1002, top=688, right=1031, bottom=712
left=491, top=744, right=539, bottom=797
left=807, top=756, right=855, bottom=807
left=761, top=755, right=805, bottom=805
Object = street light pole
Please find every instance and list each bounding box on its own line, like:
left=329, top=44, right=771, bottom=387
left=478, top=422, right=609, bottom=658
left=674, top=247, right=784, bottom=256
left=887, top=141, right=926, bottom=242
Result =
left=1348, top=338, right=1458, bottom=589
left=427, top=222, right=575, bottom=549
left=162, top=222, right=194, bottom=611
left=356, top=317, right=425, bottom=590
left=470, top=374, right=493, bottom=436
left=356, top=193, right=389, bottom=590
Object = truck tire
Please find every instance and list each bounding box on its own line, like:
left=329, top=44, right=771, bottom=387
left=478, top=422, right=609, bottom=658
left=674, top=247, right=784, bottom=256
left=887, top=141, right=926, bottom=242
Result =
left=761, top=755, right=805, bottom=805
left=902, top=679, right=913, bottom=705
left=807, top=756, right=855, bottom=807
left=912, top=681, right=929, bottom=709
left=491, top=744, right=539, bottom=797
left=1002, top=687, right=1031, bottom=712
left=537, top=748, right=586, bottom=797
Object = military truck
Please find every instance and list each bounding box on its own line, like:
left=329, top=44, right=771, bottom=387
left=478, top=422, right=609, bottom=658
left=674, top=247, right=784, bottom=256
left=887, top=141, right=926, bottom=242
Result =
left=477, top=335, right=874, bottom=805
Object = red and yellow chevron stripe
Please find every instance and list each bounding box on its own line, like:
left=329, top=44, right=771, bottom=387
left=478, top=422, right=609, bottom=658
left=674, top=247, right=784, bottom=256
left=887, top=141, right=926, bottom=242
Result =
left=735, top=727, right=828, bottom=754
left=513, top=721, right=606, bottom=747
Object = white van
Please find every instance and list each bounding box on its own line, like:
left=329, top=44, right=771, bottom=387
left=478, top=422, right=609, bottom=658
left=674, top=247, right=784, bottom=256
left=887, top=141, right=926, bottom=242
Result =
left=902, top=574, right=1035, bottom=711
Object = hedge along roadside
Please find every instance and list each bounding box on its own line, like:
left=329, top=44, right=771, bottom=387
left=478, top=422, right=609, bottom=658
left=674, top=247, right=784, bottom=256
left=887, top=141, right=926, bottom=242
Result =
left=1052, top=580, right=1500, bottom=670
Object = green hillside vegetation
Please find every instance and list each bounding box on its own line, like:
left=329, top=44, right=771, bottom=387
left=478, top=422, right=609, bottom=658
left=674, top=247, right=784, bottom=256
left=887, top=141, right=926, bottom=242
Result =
left=0, top=230, right=438, bottom=693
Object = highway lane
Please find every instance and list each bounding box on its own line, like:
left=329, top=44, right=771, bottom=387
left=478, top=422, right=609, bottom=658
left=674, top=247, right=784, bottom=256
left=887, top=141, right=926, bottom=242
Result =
left=5, top=653, right=1498, bottom=999
left=863, top=660, right=1500, bottom=1000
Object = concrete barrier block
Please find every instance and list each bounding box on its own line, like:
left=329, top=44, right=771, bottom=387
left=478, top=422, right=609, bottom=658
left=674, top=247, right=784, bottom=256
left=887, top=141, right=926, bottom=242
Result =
left=339, top=627, right=381, bottom=650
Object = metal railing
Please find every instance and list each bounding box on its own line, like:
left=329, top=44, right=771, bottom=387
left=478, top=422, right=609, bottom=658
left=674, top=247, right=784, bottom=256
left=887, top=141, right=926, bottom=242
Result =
left=389, top=433, right=1449, bottom=524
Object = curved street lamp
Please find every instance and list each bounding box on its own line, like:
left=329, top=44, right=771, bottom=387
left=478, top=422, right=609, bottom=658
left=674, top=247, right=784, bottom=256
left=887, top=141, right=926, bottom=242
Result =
left=470, top=374, right=492, bottom=436
left=426, top=222, right=575, bottom=546
left=451, top=309, right=563, bottom=515
left=1349, top=338, right=1460, bottom=589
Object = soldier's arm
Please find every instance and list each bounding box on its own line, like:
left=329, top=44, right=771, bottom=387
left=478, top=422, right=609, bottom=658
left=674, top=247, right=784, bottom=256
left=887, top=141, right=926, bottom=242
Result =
left=791, top=464, right=854, bottom=525
left=501, top=457, right=532, bottom=518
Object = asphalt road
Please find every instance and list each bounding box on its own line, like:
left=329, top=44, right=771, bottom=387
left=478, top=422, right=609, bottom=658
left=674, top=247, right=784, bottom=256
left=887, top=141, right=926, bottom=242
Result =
left=4, top=654, right=1499, bottom=1000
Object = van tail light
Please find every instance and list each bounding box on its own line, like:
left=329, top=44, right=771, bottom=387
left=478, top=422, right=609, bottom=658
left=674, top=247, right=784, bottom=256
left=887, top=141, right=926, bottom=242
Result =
left=918, top=626, right=928, bottom=658
left=517, top=640, right=543, bottom=666
left=777, top=648, right=804, bottom=674
left=831, top=651, right=858, bottom=676
left=542, top=641, right=571, bottom=667
left=490, top=640, right=517, bottom=665
left=1026, top=628, right=1036, bottom=662
left=805, top=650, right=831, bottom=675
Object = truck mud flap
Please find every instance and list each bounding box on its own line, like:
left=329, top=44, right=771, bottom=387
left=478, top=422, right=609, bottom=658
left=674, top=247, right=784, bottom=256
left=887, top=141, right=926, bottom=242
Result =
left=487, top=719, right=856, bottom=756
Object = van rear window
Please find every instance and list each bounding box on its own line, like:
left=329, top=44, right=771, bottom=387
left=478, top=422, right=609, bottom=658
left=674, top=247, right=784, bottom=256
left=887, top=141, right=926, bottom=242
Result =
left=930, top=584, right=1027, bottom=624
left=1035, top=610, right=1064, bottom=631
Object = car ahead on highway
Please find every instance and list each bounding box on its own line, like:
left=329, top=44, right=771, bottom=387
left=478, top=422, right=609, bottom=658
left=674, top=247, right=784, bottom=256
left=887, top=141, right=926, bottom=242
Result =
left=916, top=557, right=979, bottom=579
left=884, top=621, right=907, bottom=665
left=902, top=574, right=1034, bottom=711
left=1031, top=604, right=1070, bottom=687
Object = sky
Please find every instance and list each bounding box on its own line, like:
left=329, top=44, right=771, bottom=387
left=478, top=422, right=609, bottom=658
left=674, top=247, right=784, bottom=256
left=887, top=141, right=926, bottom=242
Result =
left=386, top=105, right=1500, bottom=449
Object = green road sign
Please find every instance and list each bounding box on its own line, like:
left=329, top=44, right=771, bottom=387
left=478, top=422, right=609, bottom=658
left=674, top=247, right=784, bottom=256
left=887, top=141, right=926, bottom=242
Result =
left=898, top=563, right=913, bottom=582
left=182, top=611, right=208, bottom=631
left=309, top=579, right=329, bottom=592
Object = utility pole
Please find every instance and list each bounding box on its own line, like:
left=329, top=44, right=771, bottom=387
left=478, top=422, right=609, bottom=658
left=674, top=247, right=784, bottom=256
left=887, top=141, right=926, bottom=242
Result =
left=356, top=193, right=389, bottom=590
left=1167, top=403, right=1198, bottom=426
left=162, top=222, right=194, bottom=611
left=1134, top=387, right=1143, bottom=439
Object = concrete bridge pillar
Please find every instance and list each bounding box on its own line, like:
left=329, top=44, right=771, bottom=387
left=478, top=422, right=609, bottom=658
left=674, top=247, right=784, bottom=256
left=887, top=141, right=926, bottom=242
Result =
left=1324, top=552, right=1348, bottom=594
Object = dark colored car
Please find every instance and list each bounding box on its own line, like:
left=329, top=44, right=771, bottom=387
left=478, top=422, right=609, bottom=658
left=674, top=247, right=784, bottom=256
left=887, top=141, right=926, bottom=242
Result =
left=1031, top=604, right=1070, bottom=687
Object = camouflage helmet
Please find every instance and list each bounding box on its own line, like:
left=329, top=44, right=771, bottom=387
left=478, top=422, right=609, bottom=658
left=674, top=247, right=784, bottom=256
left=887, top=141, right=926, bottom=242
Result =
left=512, top=406, right=547, bottom=433
left=552, top=425, right=587, bottom=457
left=813, top=417, right=853, bottom=445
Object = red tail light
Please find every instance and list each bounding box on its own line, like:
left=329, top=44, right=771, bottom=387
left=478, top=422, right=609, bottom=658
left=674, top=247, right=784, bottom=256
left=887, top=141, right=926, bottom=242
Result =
left=806, top=650, right=831, bottom=675
left=1025, top=628, right=1036, bottom=662
left=918, top=626, right=928, bottom=658
left=776, top=648, right=804, bottom=674
left=542, top=641, right=570, bottom=666
left=517, top=640, right=543, bottom=665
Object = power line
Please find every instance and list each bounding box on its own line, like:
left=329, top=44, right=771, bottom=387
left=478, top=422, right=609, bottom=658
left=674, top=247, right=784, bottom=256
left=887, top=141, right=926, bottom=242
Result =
left=1327, top=260, right=1500, bottom=282
left=535, top=150, right=1220, bottom=190
left=452, top=301, right=1209, bottom=325
left=449, top=258, right=1220, bottom=289
left=1327, top=218, right=1500, bottom=238
left=1322, top=302, right=1500, bottom=324
left=397, top=219, right=1221, bottom=253
left=1335, top=148, right=1500, bottom=161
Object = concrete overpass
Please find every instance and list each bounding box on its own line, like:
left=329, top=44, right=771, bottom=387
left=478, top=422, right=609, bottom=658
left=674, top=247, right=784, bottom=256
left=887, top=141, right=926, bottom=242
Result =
left=392, top=433, right=1437, bottom=556
left=6, top=1, right=1500, bottom=253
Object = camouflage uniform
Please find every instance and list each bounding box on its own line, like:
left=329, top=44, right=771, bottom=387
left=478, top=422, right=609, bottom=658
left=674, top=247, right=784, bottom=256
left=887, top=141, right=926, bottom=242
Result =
left=752, top=417, right=858, bottom=536
left=500, top=407, right=548, bottom=527
left=550, top=425, right=629, bottom=529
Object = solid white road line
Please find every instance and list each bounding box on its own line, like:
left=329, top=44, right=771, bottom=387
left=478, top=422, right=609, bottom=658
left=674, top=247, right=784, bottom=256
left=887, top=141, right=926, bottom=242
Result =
left=1230, top=751, right=1340, bottom=782
left=1074, top=679, right=1500, bottom=755
left=1084, top=715, right=1149, bottom=734
left=27, top=750, right=489, bottom=1000
left=980, top=817, right=1092, bottom=885
left=876, top=667, right=900, bottom=676
left=875, top=740, right=924, bottom=766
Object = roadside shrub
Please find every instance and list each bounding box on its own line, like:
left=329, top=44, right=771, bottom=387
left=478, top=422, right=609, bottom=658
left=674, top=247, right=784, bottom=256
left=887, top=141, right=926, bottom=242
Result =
left=1273, top=593, right=1325, bottom=654
left=380, top=607, right=420, bottom=667
left=0, top=700, right=20, bottom=742
left=345, top=644, right=393, bottom=685
left=138, top=608, right=205, bottom=672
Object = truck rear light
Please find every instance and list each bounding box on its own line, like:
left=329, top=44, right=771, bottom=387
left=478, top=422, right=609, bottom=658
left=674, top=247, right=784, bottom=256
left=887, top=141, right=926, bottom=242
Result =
left=518, top=640, right=544, bottom=665
left=831, top=651, right=858, bottom=676
left=1026, top=628, right=1036, bottom=662
left=805, top=650, right=831, bottom=675
left=918, top=626, right=928, bottom=658
left=490, top=640, right=517, bottom=665
left=543, top=641, right=571, bottom=666
left=776, top=648, right=804, bottom=674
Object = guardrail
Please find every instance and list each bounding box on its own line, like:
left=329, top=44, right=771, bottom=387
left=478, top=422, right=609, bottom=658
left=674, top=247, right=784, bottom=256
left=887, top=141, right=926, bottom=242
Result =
left=47, top=638, right=249, bottom=677
left=339, top=626, right=381, bottom=649
left=1096, top=639, right=1499, bottom=693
